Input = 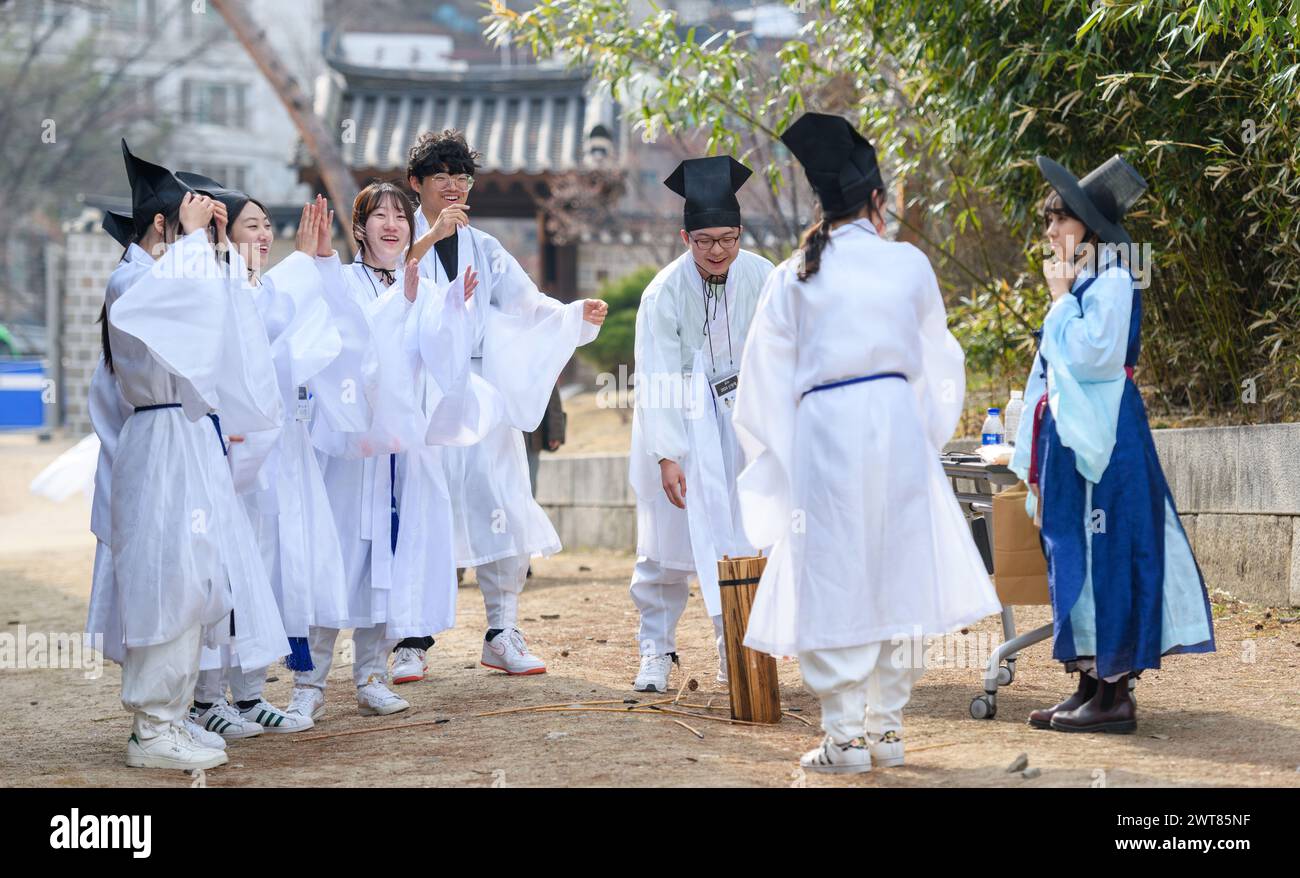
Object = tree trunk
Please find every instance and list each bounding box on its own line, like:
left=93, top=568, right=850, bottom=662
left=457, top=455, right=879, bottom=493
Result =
left=209, top=0, right=357, bottom=256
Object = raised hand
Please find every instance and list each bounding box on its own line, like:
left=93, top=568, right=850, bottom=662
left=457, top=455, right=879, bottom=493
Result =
left=295, top=202, right=318, bottom=255
left=404, top=258, right=420, bottom=303
left=316, top=195, right=334, bottom=257
left=180, top=192, right=215, bottom=235
left=211, top=199, right=229, bottom=246
left=583, top=298, right=609, bottom=326
left=430, top=202, right=471, bottom=241
left=462, top=264, right=478, bottom=301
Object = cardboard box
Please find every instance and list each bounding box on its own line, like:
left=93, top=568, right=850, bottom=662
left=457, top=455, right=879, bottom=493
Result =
left=992, top=482, right=1050, bottom=606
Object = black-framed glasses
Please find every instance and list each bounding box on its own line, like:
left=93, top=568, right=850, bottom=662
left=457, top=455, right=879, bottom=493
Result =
left=689, top=232, right=740, bottom=250
left=432, top=173, right=474, bottom=191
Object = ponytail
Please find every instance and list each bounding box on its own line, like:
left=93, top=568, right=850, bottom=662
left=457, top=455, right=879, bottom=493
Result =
left=796, top=219, right=832, bottom=281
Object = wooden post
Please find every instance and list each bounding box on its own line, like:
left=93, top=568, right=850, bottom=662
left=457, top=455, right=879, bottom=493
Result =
left=717, top=554, right=781, bottom=723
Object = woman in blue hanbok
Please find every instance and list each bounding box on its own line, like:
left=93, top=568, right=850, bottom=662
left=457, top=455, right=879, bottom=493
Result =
left=1010, top=155, right=1215, bottom=733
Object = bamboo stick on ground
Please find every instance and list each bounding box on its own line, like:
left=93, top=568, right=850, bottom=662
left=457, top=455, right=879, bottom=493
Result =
left=291, top=719, right=449, bottom=743
left=672, top=718, right=705, bottom=739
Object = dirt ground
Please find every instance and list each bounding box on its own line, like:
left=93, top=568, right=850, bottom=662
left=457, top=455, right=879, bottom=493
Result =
left=2, top=433, right=1298, bottom=788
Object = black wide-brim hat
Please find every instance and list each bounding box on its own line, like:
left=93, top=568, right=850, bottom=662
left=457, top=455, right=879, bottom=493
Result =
left=1036, top=155, right=1147, bottom=247
left=779, top=112, right=884, bottom=216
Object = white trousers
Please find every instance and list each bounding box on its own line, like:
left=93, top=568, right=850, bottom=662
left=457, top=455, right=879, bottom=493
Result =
left=195, top=665, right=267, bottom=705
left=629, top=557, right=724, bottom=658
left=121, top=623, right=202, bottom=739
left=798, top=640, right=923, bottom=744
left=477, top=553, right=529, bottom=630
left=292, top=625, right=396, bottom=689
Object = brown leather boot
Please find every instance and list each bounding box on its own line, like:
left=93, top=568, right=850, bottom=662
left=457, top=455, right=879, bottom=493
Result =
left=1050, top=676, right=1137, bottom=734
left=1027, top=673, right=1097, bottom=730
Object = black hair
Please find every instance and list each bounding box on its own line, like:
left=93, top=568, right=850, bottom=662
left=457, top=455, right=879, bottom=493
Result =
left=351, top=181, right=415, bottom=260
left=407, top=129, right=480, bottom=185
left=797, top=188, right=886, bottom=281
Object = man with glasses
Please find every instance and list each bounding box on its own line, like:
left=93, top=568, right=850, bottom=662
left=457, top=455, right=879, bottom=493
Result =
left=400, top=129, right=608, bottom=682
left=628, top=156, right=774, bottom=693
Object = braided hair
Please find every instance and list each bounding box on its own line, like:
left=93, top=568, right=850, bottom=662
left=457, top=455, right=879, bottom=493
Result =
left=796, top=188, right=886, bottom=281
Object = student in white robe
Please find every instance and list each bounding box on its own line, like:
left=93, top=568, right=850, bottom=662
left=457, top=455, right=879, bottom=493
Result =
left=626, top=156, right=774, bottom=693
left=404, top=129, right=608, bottom=679
left=290, top=181, right=487, bottom=720
left=92, top=141, right=285, bottom=770
left=175, top=176, right=376, bottom=737
left=734, top=114, right=1000, bottom=774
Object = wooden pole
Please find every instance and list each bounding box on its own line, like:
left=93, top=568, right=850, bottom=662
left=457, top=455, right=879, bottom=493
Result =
left=209, top=0, right=358, bottom=257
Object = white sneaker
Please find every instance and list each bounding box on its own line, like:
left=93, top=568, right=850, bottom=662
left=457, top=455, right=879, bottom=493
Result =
left=634, top=653, right=674, bottom=693
left=239, top=699, right=314, bottom=733
left=182, top=718, right=227, bottom=751
left=286, top=686, right=325, bottom=723
left=126, top=724, right=228, bottom=770
left=800, top=735, right=873, bottom=775
left=869, top=730, right=905, bottom=767
left=391, top=647, right=427, bottom=684
left=356, top=677, right=410, bottom=716
left=192, top=699, right=263, bottom=740
left=481, top=628, right=546, bottom=676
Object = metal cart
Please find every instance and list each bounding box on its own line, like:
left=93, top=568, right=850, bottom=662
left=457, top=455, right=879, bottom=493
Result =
left=940, top=453, right=1053, bottom=720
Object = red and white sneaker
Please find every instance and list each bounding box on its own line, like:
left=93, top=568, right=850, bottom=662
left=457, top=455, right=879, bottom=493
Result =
left=391, top=647, right=427, bottom=684
left=481, top=628, right=546, bottom=676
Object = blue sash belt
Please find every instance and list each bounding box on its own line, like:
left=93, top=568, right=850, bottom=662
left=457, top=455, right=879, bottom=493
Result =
left=132, top=403, right=227, bottom=456
left=802, top=372, right=907, bottom=399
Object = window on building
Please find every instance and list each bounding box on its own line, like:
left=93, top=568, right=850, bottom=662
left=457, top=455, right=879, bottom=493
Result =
left=181, top=80, right=249, bottom=128
left=186, top=164, right=249, bottom=193
left=100, top=0, right=157, bottom=33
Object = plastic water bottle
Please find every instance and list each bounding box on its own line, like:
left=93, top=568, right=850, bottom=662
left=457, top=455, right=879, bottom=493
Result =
left=981, top=408, right=1005, bottom=446
left=1004, top=391, right=1025, bottom=446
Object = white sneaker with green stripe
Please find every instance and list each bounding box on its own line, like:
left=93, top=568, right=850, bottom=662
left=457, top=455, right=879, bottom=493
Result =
left=192, top=699, right=263, bottom=740
left=238, top=699, right=314, bottom=733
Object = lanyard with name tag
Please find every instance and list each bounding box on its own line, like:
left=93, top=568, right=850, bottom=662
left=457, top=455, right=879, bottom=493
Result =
left=711, top=369, right=739, bottom=411
left=295, top=385, right=312, bottom=421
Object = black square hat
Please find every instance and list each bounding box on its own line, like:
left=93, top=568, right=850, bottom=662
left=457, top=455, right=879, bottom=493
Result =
left=663, top=155, right=752, bottom=231
left=176, top=170, right=253, bottom=225
left=100, top=210, right=135, bottom=248
left=121, top=139, right=193, bottom=236
left=779, top=112, right=884, bottom=215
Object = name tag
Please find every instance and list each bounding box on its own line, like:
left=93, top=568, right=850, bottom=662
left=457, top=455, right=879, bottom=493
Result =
left=295, top=385, right=312, bottom=422
left=711, top=370, right=739, bottom=410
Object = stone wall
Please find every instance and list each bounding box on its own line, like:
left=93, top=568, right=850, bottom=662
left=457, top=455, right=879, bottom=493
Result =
left=60, top=229, right=121, bottom=434
left=535, top=424, right=1300, bottom=607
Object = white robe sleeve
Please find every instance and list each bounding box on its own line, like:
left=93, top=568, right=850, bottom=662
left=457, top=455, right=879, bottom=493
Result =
left=309, top=253, right=379, bottom=433
left=408, top=273, right=504, bottom=446
left=633, top=282, right=691, bottom=465
left=478, top=233, right=599, bottom=431
left=733, top=264, right=800, bottom=551
left=108, top=230, right=283, bottom=435
left=1041, top=268, right=1133, bottom=381
left=910, top=247, right=967, bottom=452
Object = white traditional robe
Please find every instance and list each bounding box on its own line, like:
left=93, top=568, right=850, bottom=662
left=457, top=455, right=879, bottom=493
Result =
left=89, top=231, right=288, bottom=670
left=412, top=214, right=599, bottom=567
left=310, top=256, right=496, bottom=639
left=223, top=251, right=377, bottom=641
left=733, top=222, right=1000, bottom=656
left=628, top=248, right=773, bottom=616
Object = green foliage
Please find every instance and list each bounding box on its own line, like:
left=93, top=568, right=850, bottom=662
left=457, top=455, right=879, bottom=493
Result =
left=576, top=265, right=659, bottom=375
left=487, top=0, right=1300, bottom=419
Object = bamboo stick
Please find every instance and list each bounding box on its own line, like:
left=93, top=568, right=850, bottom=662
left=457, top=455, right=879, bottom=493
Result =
left=291, top=719, right=448, bottom=743
left=672, top=718, right=705, bottom=739
left=474, top=698, right=655, bottom=718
